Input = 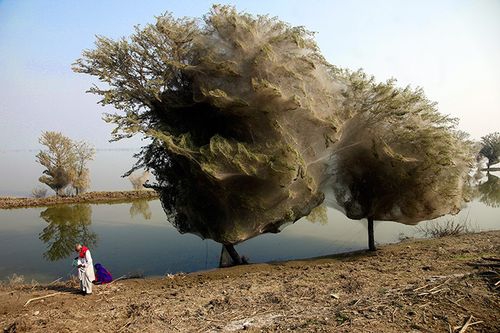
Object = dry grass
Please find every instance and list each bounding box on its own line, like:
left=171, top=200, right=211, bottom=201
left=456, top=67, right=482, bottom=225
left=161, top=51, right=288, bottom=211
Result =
left=417, top=217, right=476, bottom=238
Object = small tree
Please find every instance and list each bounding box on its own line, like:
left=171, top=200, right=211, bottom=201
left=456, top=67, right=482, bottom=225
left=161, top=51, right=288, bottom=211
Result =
left=32, top=187, right=48, bottom=198
left=72, top=141, right=95, bottom=195
left=37, top=131, right=76, bottom=196
left=129, top=170, right=150, bottom=190
left=479, top=132, right=500, bottom=170
left=36, top=131, right=95, bottom=196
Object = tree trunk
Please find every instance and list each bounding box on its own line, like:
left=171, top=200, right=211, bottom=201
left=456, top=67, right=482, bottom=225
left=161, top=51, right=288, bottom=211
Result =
left=368, top=216, right=376, bottom=251
left=219, top=244, right=242, bottom=267
left=225, top=244, right=242, bottom=265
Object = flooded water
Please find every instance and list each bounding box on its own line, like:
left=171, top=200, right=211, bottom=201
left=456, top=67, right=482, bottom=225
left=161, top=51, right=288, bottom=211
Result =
left=0, top=194, right=498, bottom=282
left=0, top=150, right=498, bottom=282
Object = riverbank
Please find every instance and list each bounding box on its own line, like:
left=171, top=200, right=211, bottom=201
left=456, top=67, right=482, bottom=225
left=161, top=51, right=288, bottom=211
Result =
left=0, top=190, right=159, bottom=209
left=1, top=231, right=498, bottom=332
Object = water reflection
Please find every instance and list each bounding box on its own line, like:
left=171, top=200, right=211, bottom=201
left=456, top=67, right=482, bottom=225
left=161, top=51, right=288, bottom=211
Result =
left=39, top=204, right=97, bottom=261
left=477, top=173, right=500, bottom=208
left=129, top=199, right=152, bottom=220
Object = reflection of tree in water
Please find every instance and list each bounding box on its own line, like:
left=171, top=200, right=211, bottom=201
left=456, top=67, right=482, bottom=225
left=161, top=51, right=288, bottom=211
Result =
left=39, top=204, right=97, bottom=261
left=129, top=200, right=152, bottom=220
left=477, top=174, right=500, bottom=208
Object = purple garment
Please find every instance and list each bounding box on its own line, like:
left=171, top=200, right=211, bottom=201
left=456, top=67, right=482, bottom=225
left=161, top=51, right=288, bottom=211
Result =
left=94, top=263, right=113, bottom=284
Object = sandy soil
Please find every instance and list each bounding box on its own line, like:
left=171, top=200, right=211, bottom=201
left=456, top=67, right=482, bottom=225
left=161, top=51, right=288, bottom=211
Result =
left=1, top=231, right=499, bottom=333
left=0, top=191, right=159, bottom=209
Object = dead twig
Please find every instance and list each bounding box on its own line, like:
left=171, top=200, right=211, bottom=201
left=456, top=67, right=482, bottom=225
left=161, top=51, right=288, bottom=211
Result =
left=48, top=277, right=63, bottom=285
left=391, top=308, right=397, bottom=322
left=24, top=292, right=62, bottom=307
left=117, top=319, right=133, bottom=332
left=467, top=262, right=500, bottom=268
left=456, top=315, right=483, bottom=333
left=445, top=297, right=469, bottom=312
left=429, top=273, right=471, bottom=280
left=417, top=302, right=431, bottom=308
left=430, top=288, right=447, bottom=295
left=428, top=280, right=450, bottom=292
left=413, top=284, right=430, bottom=291
left=109, top=275, right=127, bottom=285
left=481, top=257, right=500, bottom=262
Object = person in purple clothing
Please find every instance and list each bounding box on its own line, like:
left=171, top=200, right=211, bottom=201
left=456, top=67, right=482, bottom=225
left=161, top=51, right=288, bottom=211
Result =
left=93, top=263, right=113, bottom=284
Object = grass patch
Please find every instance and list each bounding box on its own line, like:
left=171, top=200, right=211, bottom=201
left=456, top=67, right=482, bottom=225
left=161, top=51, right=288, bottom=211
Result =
left=416, top=217, right=475, bottom=238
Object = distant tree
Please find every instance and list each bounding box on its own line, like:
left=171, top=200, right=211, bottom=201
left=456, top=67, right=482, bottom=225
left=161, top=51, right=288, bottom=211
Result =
left=72, top=141, right=95, bottom=195
left=36, top=131, right=95, bottom=196
left=32, top=187, right=48, bottom=198
left=479, top=132, right=500, bottom=170
left=37, top=131, right=76, bottom=196
left=129, top=170, right=150, bottom=190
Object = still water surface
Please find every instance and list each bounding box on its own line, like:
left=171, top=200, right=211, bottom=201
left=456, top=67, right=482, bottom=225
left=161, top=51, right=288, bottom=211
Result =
left=0, top=195, right=498, bottom=282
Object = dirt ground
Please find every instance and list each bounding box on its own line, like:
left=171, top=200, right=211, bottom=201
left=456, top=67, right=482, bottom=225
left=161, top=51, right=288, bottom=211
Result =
left=1, top=231, right=499, bottom=332
left=0, top=191, right=158, bottom=209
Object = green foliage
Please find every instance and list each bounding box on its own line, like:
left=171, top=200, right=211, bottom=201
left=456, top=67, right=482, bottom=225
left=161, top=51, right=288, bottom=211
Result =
left=479, top=132, right=500, bottom=169
left=73, top=6, right=474, bottom=244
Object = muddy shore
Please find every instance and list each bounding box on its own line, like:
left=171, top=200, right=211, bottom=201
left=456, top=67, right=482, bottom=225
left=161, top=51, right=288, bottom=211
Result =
left=0, top=191, right=159, bottom=209
left=1, top=231, right=498, bottom=332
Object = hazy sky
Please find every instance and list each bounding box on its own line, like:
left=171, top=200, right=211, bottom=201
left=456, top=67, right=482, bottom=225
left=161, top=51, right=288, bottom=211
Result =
left=1, top=0, right=499, bottom=150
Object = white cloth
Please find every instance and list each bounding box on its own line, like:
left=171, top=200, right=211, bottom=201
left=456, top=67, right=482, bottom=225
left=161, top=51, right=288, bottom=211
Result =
left=77, top=249, right=96, bottom=294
